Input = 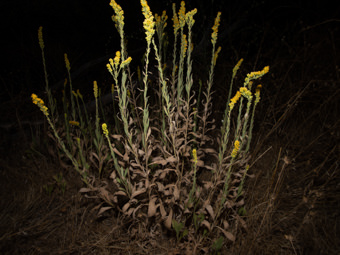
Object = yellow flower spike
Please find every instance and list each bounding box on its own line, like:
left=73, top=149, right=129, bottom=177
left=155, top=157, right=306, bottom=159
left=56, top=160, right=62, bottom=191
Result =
left=106, top=63, right=113, bottom=73
left=181, top=34, right=188, bottom=57
left=211, top=12, right=222, bottom=45
left=185, top=8, right=197, bottom=27
left=110, top=0, right=125, bottom=27
left=93, top=81, right=98, bottom=98
left=102, top=123, right=109, bottom=137
left=121, top=56, right=132, bottom=68
left=232, top=58, right=243, bottom=77
left=213, top=46, right=222, bottom=66
left=231, top=140, right=240, bottom=158
left=31, top=93, right=49, bottom=116
left=69, top=120, right=80, bottom=126
left=229, top=91, right=241, bottom=111
left=240, top=87, right=252, bottom=100
left=38, top=26, right=44, bottom=49
left=244, top=66, right=270, bottom=86
left=178, top=1, right=186, bottom=28
left=172, top=3, right=180, bottom=35
left=114, top=51, right=121, bottom=67
left=141, top=0, right=155, bottom=43
left=192, top=149, right=197, bottom=165
left=255, top=84, right=262, bottom=103
left=64, top=53, right=70, bottom=71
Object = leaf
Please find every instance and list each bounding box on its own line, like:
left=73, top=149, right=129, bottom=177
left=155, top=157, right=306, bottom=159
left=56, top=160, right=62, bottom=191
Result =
left=164, top=208, right=173, bottom=230
left=173, top=185, right=180, bottom=201
left=79, top=188, right=93, bottom=193
left=98, top=206, right=112, bottom=216
left=205, top=204, right=215, bottom=219
left=114, top=190, right=128, bottom=197
left=122, top=202, right=130, bottom=213
left=223, top=220, right=230, bottom=229
left=131, top=188, right=146, bottom=199
left=159, top=202, right=166, bottom=218
left=148, top=197, right=158, bottom=217
left=201, top=220, right=211, bottom=230
left=220, top=229, right=235, bottom=242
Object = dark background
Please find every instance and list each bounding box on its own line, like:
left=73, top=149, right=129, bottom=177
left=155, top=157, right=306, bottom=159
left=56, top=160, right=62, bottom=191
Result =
left=1, top=0, right=338, bottom=100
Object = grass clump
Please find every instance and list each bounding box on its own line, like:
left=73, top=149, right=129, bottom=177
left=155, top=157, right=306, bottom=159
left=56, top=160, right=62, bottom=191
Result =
left=32, top=0, right=269, bottom=249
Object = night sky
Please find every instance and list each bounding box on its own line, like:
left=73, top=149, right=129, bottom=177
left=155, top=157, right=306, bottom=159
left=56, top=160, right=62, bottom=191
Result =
left=1, top=0, right=339, bottom=105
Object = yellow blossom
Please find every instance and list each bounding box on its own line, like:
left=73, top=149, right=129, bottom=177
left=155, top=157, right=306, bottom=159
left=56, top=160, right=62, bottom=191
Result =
left=31, top=93, right=49, bottom=116
left=172, top=3, right=180, bottom=35
left=213, top=46, right=222, bottom=66
left=64, top=53, right=70, bottom=71
left=211, top=12, right=221, bottom=45
left=141, top=0, right=155, bottom=43
left=121, top=56, right=132, bottom=68
left=240, top=87, right=252, bottom=100
left=229, top=91, right=241, bottom=111
left=181, top=33, right=187, bottom=58
left=192, top=149, right=197, bottom=165
left=69, top=120, right=80, bottom=126
left=93, top=81, right=98, bottom=98
left=102, top=123, right=109, bottom=137
left=114, top=51, right=121, bottom=66
left=38, top=26, right=44, bottom=49
left=231, top=140, right=240, bottom=158
left=110, top=0, right=125, bottom=29
left=244, top=66, right=270, bottom=87
left=185, top=8, right=197, bottom=28
left=106, top=63, right=113, bottom=73
left=255, top=84, right=262, bottom=103
left=178, top=1, right=186, bottom=29
left=232, top=58, right=243, bottom=77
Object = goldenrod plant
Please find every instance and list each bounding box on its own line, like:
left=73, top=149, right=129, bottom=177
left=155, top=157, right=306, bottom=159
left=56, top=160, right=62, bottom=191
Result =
left=32, top=0, right=269, bottom=249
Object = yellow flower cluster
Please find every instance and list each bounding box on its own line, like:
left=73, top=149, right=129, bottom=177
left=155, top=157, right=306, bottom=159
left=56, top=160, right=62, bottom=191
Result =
left=244, top=66, right=269, bottom=86
left=31, top=93, right=49, bottom=116
left=181, top=33, right=187, bottom=58
left=107, top=51, right=132, bottom=73
left=141, top=0, right=155, bottom=43
left=178, top=1, right=186, bottom=29
left=211, top=12, right=221, bottom=45
left=185, top=8, right=197, bottom=28
left=172, top=3, right=180, bottom=35
left=110, top=0, right=124, bottom=28
left=155, top=10, right=168, bottom=30
left=64, top=53, right=70, bottom=71
left=213, top=46, right=222, bottom=66
left=240, top=87, right=252, bottom=100
left=121, top=57, right=132, bottom=67
left=69, top=120, right=80, bottom=126
left=192, top=149, right=197, bottom=165
left=102, top=123, right=109, bottom=137
left=229, top=91, right=241, bottom=111
left=38, top=26, right=44, bottom=49
left=93, top=81, right=98, bottom=98
left=255, top=84, right=262, bottom=103
left=231, top=140, right=240, bottom=158
left=232, top=58, right=243, bottom=77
